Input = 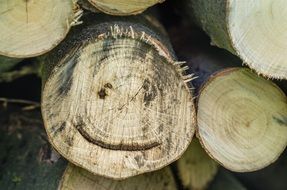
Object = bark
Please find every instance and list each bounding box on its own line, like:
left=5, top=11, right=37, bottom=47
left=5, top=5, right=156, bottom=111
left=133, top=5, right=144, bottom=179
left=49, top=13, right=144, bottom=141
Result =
left=165, top=21, right=242, bottom=95
left=77, top=0, right=101, bottom=13
left=180, top=0, right=287, bottom=79
left=168, top=17, right=287, bottom=173
left=41, top=13, right=196, bottom=179
left=0, top=104, right=178, bottom=190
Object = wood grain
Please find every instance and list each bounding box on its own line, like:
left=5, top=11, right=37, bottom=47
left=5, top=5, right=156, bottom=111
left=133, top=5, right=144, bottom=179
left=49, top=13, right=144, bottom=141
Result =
left=41, top=14, right=196, bottom=179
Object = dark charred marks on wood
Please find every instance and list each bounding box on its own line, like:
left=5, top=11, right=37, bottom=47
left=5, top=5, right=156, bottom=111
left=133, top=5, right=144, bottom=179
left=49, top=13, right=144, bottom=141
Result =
left=98, top=88, right=108, bottom=99
left=143, top=79, right=157, bottom=106
left=58, top=60, right=77, bottom=96
left=104, top=83, right=113, bottom=89
left=64, top=136, right=74, bottom=147
left=82, top=132, right=161, bottom=151
left=273, top=116, right=287, bottom=126
left=142, top=125, right=148, bottom=133
left=51, top=122, right=66, bottom=137
left=98, top=83, right=113, bottom=99
left=134, top=155, right=145, bottom=168
left=91, top=38, right=114, bottom=77
left=74, top=117, right=161, bottom=151
left=158, top=124, right=163, bottom=133
left=38, top=144, right=60, bottom=164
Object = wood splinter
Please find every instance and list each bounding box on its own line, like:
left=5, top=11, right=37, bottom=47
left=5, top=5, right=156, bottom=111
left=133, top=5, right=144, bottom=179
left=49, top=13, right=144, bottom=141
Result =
left=182, top=0, right=287, bottom=79
left=41, top=14, right=196, bottom=179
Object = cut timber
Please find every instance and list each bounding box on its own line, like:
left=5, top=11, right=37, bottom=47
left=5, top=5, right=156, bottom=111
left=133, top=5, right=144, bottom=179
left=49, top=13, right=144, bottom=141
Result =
left=0, top=0, right=82, bottom=58
left=88, top=0, right=165, bottom=15
left=185, top=0, right=287, bottom=79
left=197, top=68, right=287, bottom=172
left=0, top=104, right=177, bottom=190
left=59, top=164, right=177, bottom=190
left=176, top=138, right=218, bottom=190
left=41, top=14, right=196, bottom=179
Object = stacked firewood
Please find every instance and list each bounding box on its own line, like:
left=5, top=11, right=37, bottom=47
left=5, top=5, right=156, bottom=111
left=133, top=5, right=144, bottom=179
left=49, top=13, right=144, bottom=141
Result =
left=1, top=0, right=287, bottom=189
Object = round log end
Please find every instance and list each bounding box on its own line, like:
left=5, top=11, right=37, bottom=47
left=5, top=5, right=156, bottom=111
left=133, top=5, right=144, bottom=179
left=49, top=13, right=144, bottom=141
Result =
left=42, top=29, right=196, bottom=179
left=227, top=0, right=287, bottom=79
left=197, top=68, right=287, bottom=172
left=0, top=0, right=81, bottom=58
left=59, top=164, right=177, bottom=190
left=87, top=0, right=165, bottom=15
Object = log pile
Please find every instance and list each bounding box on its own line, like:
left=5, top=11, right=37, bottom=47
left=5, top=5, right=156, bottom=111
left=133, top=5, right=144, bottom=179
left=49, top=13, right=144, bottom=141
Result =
left=1, top=0, right=287, bottom=189
left=180, top=0, right=287, bottom=79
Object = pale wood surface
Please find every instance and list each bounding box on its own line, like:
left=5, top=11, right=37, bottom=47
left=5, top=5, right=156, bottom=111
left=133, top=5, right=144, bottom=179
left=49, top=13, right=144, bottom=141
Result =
left=197, top=68, right=287, bottom=172
left=184, top=0, right=287, bottom=79
left=41, top=15, right=196, bottom=179
left=88, top=0, right=164, bottom=15
left=0, top=0, right=82, bottom=58
left=59, top=164, right=177, bottom=190
left=177, top=138, right=218, bottom=190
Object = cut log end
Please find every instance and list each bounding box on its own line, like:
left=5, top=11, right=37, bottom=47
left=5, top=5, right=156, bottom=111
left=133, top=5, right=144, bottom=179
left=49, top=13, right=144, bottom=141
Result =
left=88, top=0, right=165, bottom=15
left=59, top=164, right=177, bottom=190
left=227, top=0, right=287, bottom=79
left=42, top=22, right=196, bottom=179
left=177, top=138, right=218, bottom=190
left=0, top=0, right=82, bottom=58
left=197, top=68, right=287, bottom=172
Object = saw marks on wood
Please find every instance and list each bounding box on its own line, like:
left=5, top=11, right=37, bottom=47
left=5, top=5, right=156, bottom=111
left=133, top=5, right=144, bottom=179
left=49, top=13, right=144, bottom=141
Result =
left=88, top=0, right=165, bottom=15
left=59, top=164, right=177, bottom=190
left=188, top=0, right=287, bottom=78
left=42, top=35, right=196, bottom=179
left=197, top=68, right=287, bottom=172
left=0, top=0, right=81, bottom=58
left=228, top=0, right=287, bottom=78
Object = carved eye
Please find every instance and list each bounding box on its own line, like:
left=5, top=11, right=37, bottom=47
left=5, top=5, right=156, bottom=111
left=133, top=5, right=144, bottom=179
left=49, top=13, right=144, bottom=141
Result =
left=41, top=18, right=196, bottom=179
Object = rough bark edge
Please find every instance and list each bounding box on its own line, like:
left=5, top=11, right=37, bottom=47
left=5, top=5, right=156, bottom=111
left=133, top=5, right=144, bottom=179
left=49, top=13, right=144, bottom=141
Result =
left=196, top=67, right=287, bottom=172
